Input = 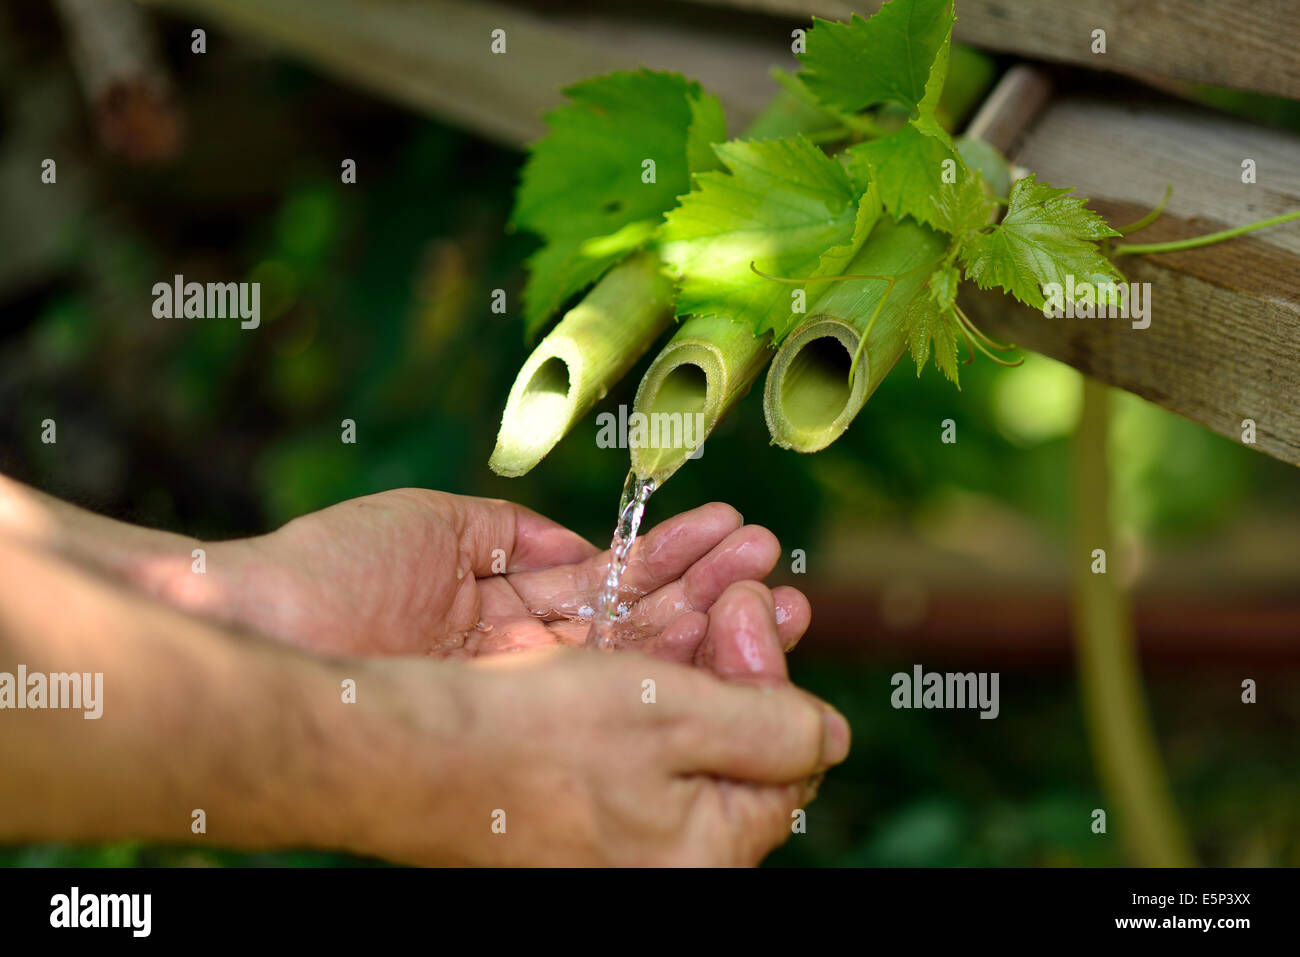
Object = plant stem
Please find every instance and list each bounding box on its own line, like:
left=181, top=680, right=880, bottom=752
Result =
left=1115, top=185, right=1173, bottom=236
left=1070, top=377, right=1196, bottom=867
left=1113, top=209, right=1300, bottom=255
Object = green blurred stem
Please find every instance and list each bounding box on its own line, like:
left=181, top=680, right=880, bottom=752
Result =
left=1070, top=378, right=1195, bottom=867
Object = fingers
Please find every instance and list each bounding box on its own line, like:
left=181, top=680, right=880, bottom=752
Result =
left=646, top=611, right=709, bottom=665
left=711, top=779, right=807, bottom=865
left=681, top=526, right=782, bottom=610
left=693, top=581, right=789, bottom=685
left=771, top=585, right=811, bottom=651
left=504, top=502, right=742, bottom=618
left=628, top=524, right=782, bottom=630
left=644, top=580, right=808, bottom=679
left=667, top=674, right=851, bottom=784
left=595, top=502, right=744, bottom=598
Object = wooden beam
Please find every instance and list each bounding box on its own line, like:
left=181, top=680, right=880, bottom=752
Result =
left=147, top=0, right=794, bottom=146
left=687, top=0, right=1300, bottom=101
left=961, top=96, right=1300, bottom=467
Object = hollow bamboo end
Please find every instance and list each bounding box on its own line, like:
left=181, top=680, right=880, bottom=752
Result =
left=489, top=342, right=584, bottom=477
left=629, top=340, right=725, bottom=485
left=763, top=316, right=870, bottom=453
left=630, top=316, right=773, bottom=485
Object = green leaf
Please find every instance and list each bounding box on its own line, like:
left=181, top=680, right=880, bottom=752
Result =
left=928, top=262, right=960, bottom=312
left=809, top=181, right=885, bottom=290
left=518, top=238, right=616, bottom=338
left=930, top=301, right=960, bottom=384
left=686, top=92, right=728, bottom=174
left=844, top=115, right=975, bottom=231
left=511, top=70, right=727, bottom=336
left=906, top=292, right=934, bottom=371
left=519, top=219, right=661, bottom=329
left=905, top=266, right=962, bottom=386
left=931, top=168, right=994, bottom=238
left=960, top=174, right=1121, bottom=311
left=797, top=0, right=956, bottom=115
left=658, top=135, right=865, bottom=339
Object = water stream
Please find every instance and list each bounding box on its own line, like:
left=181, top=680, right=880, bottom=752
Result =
left=585, top=469, right=656, bottom=650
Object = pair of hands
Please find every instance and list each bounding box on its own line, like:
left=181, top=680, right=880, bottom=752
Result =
left=167, top=488, right=809, bottom=670
left=118, top=487, right=848, bottom=865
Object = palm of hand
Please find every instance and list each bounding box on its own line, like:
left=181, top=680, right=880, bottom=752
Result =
left=211, top=489, right=807, bottom=663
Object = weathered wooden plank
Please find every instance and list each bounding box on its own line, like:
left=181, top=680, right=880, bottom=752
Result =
left=688, top=0, right=1300, bottom=101
left=962, top=97, right=1300, bottom=467
left=148, top=0, right=791, bottom=145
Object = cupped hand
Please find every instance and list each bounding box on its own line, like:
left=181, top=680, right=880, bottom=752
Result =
left=350, top=583, right=846, bottom=866
left=170, top=489, right=810, bottom=664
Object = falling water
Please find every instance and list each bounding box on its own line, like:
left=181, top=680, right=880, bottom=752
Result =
left=586, top=469, right=656, bottom=650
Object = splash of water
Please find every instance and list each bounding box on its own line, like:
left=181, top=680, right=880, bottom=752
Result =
left=586, top=469, right=656, bottom=650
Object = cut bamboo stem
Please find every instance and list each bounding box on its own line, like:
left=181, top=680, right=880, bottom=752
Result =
left=493, top=62, right=1009, bottom=478
left=630, top=315, right=772, bottom=484
left=763, top=217, right=949, bottom=452
left=489, top=251, right=674, bottom=476
left=763, top=316, right=866, bottom=453
left=761, top=65, right=1040, bottom=453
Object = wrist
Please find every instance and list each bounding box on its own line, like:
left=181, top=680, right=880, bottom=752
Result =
left=0, top=473, right=57, bottom=544
left=310, top=657, right=477, bottom=864
left=0, top=472, right=203, bottom=595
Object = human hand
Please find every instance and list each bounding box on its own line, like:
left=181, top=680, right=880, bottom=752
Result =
left=158, top=489, right=810, bottom=663
left=340, top=584, right=847, bottom=866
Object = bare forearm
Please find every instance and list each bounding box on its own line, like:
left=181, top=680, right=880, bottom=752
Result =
left=0, top=473, right=199, bottom=589
left=0, top=536, right=387, bottom=854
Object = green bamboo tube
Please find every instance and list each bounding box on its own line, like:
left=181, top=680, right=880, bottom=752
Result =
left=763, top=217, right=949, bottom=452
left=491, top=61, right=1003, bottom=478
left=619, top=87, right=828, bottom=484
left=489, top=251, right=674, bottom=476
left=630, top=315, right=772, bottom=484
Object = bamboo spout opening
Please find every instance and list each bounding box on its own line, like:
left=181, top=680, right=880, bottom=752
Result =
left=651, top=362, right=709, bottom=420
left=764, top=316, right=870, bottom=452
left=517, top=355, right=573, bottom=431
left=490, top=251, right=674, bottom=477
left=491, top=352, right=579, bottom=476
left=630, top=314, right=771, bottom=484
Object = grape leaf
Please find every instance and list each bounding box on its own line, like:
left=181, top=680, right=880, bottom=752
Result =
left=959, top=174, right=1121, bottom=311
left=928, top=262, right=960, bottom=312
left=807, top=181, right=884, bottom=292
left=844, top=115, right=976, bottom=231
left=931, top=168, right=994, bottom=238
left=658, top=135, right=868, bottom=339
left=797, top=0, right=955, bottom=115
left=905, top=264, right=962, bottom=386
left=905, top=296, right=961, bottom=386
left=511, top=70, right=727, bottom=337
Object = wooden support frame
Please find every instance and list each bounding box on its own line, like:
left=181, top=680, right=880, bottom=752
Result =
left=690, top=0, right=1300, bottom=101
